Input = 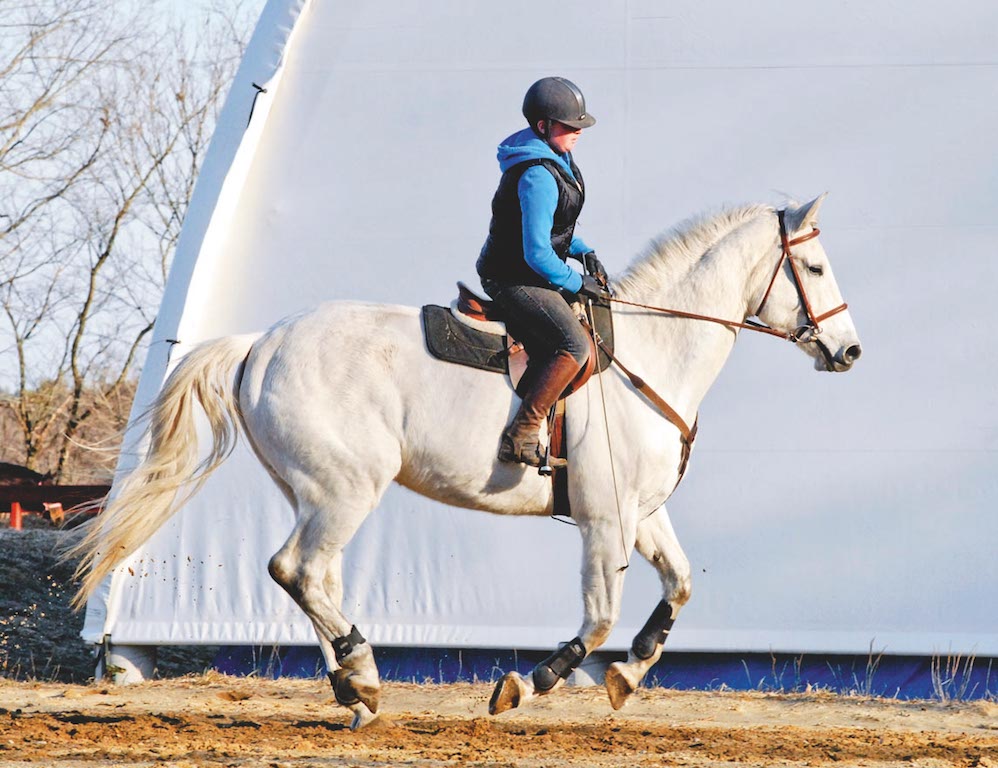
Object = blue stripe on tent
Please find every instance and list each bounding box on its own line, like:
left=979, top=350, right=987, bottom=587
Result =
left=213, top=646, right=997, bottom=701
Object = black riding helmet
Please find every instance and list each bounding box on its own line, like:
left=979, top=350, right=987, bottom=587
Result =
left=522, top=77, right=596, bottom=131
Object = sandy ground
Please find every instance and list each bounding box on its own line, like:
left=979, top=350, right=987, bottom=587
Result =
left=2, top=522, right=997, bottom=766
left=0, top=676, right=995, bottom=767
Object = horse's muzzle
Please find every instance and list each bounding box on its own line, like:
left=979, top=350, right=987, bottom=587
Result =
left=828, top=342, right=862, bottom=372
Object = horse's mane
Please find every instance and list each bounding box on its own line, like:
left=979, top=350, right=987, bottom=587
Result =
left=614, top=204, right=773, bottom=300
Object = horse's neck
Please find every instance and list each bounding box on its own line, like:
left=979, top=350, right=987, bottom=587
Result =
left=615, top=214, right=773, bottom=420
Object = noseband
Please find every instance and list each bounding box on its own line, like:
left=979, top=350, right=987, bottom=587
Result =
left=754, top=210, right=848, bottom=343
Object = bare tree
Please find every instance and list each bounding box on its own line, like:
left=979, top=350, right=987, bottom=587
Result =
left=0, top=1, right=118, bottom=247
left=0, top=0, right=252, bottom=482
left=0, top=0, right=123, bottom=473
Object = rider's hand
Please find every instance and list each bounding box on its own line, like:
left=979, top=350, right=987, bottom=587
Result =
left=578, top=274, right=611, bottom=300
left=582, top=251, right=609, bottom=285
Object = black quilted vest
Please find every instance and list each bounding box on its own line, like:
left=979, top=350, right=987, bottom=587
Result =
left=477, top=157, right=585, bottom=288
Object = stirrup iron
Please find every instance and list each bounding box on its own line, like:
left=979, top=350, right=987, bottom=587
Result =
left=538, top=446, right=566, bottom=476
left=539, top=448, right=553, bottom=477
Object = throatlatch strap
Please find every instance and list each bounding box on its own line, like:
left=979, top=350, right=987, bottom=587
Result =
left=631, top=600, right=675, bottom=660
left=332, top=625, right=366, bottom=663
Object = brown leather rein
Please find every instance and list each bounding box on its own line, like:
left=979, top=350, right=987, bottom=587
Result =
left=581, top=313, right=697, bottom=485
left=586, top=210, right=849, bottom=448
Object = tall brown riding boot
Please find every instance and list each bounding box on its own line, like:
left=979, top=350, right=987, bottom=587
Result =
left=498, top=350, right=584, bottom=468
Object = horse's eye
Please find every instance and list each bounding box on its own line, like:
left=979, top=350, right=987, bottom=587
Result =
left=808, top=264, right=824, bottom=276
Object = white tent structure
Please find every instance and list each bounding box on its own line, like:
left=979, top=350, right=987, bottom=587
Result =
left=84, top=0, right=998, bottom=682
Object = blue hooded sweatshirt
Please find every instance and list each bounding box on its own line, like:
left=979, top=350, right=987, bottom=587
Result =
left=496, top=128, right=592, bottom=293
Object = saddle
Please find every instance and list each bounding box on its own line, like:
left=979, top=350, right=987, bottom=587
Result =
left=421, top=282, right=614, bottom=396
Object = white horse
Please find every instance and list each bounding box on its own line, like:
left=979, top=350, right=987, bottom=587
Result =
left=73, top=195, right=861, bottom=729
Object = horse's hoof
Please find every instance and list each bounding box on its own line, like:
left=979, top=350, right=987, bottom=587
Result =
left=604, top=662, right=636, bottom=710
left=349, top=701, right=379, bottom=730
left=332, top=668, right=380, bottom=713
left=489, top=671, right=526, bottom=715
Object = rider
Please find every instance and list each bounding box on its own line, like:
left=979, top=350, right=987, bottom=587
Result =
left=477, top=76, right=610, bottom=468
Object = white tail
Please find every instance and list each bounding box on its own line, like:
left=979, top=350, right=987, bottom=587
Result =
left=70, top=334, right=258, bottom=608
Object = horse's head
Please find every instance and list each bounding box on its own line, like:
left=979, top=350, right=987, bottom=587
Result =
left=753, top=194, right=862, bottom=372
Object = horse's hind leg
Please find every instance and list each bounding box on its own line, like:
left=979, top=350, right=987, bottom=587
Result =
left=240, top=445, right=370, bottom=717
left=604, top=503, right=691, bottom=709
left=268, top=494, right=382, bottom=730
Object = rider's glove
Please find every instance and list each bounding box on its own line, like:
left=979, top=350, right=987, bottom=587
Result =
left=578, top=274, right=611, bottom=300
left=582, top=251, right=609, bottom=286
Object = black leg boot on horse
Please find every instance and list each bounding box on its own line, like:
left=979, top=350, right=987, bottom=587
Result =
left=498, top=349, right=582, bottom=468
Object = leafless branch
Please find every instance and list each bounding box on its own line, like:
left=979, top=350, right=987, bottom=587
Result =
left=0, top=0, right=254, bottom=481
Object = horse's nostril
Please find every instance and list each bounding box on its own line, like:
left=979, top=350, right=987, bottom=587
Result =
left=845, top=344, right=862, bottom=362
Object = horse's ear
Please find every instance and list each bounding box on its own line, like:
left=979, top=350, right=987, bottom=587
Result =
left=784, top=192, right=828, bottom=235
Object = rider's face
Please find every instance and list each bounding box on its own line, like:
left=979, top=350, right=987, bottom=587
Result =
left=540, top=120, right=583, bottom=154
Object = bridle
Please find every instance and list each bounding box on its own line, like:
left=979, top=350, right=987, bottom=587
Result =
left=579, top=209, right=850, bottom=501
left=754, top=209, right=848, bottom=343
left=607, top=208, right=849, bottom=345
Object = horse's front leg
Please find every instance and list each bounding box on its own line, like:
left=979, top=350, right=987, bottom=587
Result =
left=604, top=503, right=691, bottom=709
left=490, top=513, right=634, bottom=715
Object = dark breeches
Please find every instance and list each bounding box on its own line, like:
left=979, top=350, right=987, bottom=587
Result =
left=482, top=280, right=589, bottom=364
